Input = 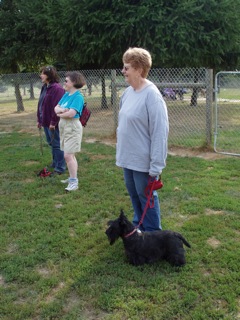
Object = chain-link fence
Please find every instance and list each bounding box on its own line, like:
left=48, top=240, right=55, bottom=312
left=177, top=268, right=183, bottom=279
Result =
left=0, top=68, right=213, bottom=148
left=214, top=71, right=240, bottom=156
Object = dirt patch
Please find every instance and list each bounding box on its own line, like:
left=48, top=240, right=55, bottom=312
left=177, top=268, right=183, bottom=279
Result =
left=207, top=237, right=221, bottom=248
left=168, top=146, right=229, bottom=160
left=45, top=282, right=65, bottom=303
left=0, top=275, right=6, bottom=287
left=205, top=209, right=225, bottom=216
left=37, top=268, right=51, bottom=278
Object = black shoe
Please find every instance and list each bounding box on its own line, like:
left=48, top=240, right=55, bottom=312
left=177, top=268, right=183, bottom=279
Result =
left=49, top=171, right=63, bottom=177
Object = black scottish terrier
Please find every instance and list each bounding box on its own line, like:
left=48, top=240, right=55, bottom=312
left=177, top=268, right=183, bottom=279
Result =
left=105, top=210, right=191, bottom=267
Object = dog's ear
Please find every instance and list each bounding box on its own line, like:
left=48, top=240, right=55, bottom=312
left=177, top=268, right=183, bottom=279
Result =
left=120, top=209, right=126, bottom=219
left=119, top=210, right=128, bottom=226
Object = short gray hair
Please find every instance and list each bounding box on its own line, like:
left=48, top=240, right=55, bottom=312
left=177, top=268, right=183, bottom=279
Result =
left=122, top=47, right=152, bottom=78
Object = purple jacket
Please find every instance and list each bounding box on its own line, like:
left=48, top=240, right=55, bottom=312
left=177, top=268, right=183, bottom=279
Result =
left=37, top=82, right=65, bottom=127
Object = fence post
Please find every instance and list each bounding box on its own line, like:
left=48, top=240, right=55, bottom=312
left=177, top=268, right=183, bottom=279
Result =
left=111, top=70, right=118, bottom=132
left=205, top=69, right=213, bottom=147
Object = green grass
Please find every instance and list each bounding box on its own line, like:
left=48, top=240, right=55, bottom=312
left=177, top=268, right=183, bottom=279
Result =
left=218, top=88, right=240, bottom=100
left=1, top=131, right=240, bottom=319
left=214, top=102, right=240, bottom=154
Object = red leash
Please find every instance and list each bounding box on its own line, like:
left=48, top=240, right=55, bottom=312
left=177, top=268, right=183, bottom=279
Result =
left=124, top=177, right=163, bottom=238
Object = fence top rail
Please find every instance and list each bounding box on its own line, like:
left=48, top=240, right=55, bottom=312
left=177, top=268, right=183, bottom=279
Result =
left=216, top=71, right=240, bottom=76
left=115, top=82, right=206, bottom=89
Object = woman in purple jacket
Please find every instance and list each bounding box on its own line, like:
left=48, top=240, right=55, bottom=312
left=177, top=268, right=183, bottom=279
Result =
left=37, top=66, right=66, bottom=174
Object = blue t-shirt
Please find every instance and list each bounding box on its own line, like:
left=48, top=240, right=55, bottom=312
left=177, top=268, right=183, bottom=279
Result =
left=58, top=91, right=84, bottom=119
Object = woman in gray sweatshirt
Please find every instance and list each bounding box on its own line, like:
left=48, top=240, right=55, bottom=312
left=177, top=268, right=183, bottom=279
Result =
left=116, top=47, right=169, bottom=232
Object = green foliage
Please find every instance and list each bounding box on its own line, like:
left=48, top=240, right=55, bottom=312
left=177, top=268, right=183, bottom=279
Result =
left=0, top=131, right=240, bottom=319
left=45, top=0, right=240, bottom=69
left=0, top=0, right=50, bottom=72
left=1, top=0, right=240, bottom=71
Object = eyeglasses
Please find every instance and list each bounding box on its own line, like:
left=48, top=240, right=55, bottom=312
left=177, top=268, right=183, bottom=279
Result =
left=122, top=66, right=130, bottom=71
left=45, top=66, right=53, bottom=71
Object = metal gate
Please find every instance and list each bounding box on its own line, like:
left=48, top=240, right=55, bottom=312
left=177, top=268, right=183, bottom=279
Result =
left=214, top=71, right=240, bottom=156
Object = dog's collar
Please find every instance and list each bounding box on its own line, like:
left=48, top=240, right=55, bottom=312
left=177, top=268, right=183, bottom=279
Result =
left=124, top=228, right=138, bottom=238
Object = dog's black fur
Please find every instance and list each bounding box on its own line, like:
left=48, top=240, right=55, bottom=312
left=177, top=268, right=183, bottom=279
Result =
left=105, top=210, right=191, bottom=267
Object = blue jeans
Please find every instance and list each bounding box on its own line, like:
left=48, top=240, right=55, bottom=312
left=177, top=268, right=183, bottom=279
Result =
left=44, top=127, right=66, bottom=173
left=123, top=168, right=162, bottom=232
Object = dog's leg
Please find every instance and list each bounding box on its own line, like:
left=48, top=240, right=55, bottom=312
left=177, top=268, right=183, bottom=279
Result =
left=166, top=247, right=186, bottom=267
left=125, top=250, right=146, bottom=266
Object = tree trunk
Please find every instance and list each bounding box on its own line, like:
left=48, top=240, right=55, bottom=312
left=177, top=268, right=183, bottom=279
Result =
left=190, top=69, right=199, bottom=107
left=190, top=88, right=199, bottom=107
left=29, top=81, right=35, bottom=100
left=101, top=73, right=108, bottom=109
left=15, top=83, right=25, bottom=112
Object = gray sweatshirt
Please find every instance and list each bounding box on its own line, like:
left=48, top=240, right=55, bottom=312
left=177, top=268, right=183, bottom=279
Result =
left=116, top=80, right=169, bottom=176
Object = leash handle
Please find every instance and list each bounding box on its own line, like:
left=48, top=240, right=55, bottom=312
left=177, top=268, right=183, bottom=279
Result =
left=138, top=177, right=163, bottom=227
left=125, top=178, right=163, bottom=237
left=138, top=179, right=158, bottom=226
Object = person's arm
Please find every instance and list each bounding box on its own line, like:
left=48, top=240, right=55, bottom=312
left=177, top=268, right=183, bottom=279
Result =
left=37, top=86, right=44, bottom=128
left=56, top=94, right=83, bottom=119
left=50, top=86, right=65, bottom=127
left=54, top=104, right=66, bottom=114
left=57, top=108, right=77, bottom=118
left=148, top=92, right=169, bottom=177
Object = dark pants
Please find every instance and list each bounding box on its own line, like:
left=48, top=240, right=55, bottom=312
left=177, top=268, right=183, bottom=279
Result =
left=123, top=168, right=161, bottom=232
left=44, top=127, right=65, bottom=173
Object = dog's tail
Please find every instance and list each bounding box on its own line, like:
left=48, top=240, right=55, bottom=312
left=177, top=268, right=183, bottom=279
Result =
left=176, top=233, right=191, bottom=248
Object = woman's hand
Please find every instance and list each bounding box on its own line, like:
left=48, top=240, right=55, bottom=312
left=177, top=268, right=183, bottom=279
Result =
left=54, top=105, right=65, bottom=114
left=49, top=124, right=55, bottom=131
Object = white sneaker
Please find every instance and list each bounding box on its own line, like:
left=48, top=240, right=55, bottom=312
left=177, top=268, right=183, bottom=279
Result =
left=61, top=178, right=69, bottom=184
left=65, top=182, right=78, bottom=191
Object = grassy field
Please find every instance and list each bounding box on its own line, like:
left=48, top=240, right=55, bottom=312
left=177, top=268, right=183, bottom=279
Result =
left=0, top=125, right=240, bottom=319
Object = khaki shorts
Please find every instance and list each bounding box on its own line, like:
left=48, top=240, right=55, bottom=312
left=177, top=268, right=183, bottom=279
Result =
left=59, top=118, right=83, bottom=153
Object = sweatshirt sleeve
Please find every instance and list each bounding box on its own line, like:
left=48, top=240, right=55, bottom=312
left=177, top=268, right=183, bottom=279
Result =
left=37, top=87, right=44, bottom=123
left=50, top=85, right=65, bottom=126
left=147, top=90, right=169, bottom=176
